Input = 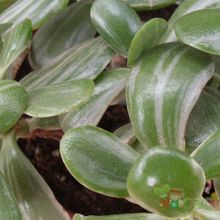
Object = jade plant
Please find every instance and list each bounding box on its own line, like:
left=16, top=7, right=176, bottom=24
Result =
left=1, top=0, right=220, bottom=219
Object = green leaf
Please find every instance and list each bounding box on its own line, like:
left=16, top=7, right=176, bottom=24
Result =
left=0, top=0, right=69, bottom=30
left=128, top=18, right=168, bottom=66
left=0, top=132, right=69, bottom=220
left=174, top=9, right=220, bottom=56
left=73, top=213, right=172, bottom=220
left=0, top=19, right=32, bottom=79
left=0, top=0, right=16, bottom=13
left=29, top=0, right=96, bottom=69
left=191, top=127, right=220, bottom=179
left=90, top=0, right=142, bottom=56
left=60, top=126, right=140, bottom=198
left=127, top=148, right=205, bottom=217
left=126, top=43, right=214, bottom=150
left=0, top=80, right=28, bottom=133
left=59, top=68, right=129, bottom=131
left=122, top=0, right=176, bottom=10
left=0, top=171, right=22, bottom=220
left=185, top=92, right=220, bottom=150
left=25, top=79, right=94, bottom=118
left=20, top=37, right=114, bottom=90
left=161, top=0, right=220, bottom=43
left=214, top=56, right=220, bottom=75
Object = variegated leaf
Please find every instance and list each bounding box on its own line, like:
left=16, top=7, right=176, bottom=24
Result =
left=59, top=68, right=129, bottom=131
left=29, top=0, right=96, bottom=69
left=0, top=0, right=69, bottom=29
left=126, top=43, right=214, bottom=150
left=20, top=37, right=114, bottom=90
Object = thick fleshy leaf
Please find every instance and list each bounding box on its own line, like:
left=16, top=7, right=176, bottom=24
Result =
left=90, top=0, right=142, bottom=56
left=126, top=43, right=214, bottom=150
left=0, top=171, right=22, bottom=220
left=0, top=0, right=69, bottom=29
left=0, top=19, right=32, bottom=79
left=60, top=126, right=140, bottom=198
left=73, top=213, right=171, bottom=220
left=161, top=0, right=220, bottom=43
left=0, top=80, right=28, bottom=133
left=174, top=9, right=220, bottom=56
left=185, top=92, right=220, bottom=150
left=191, top=127, right=220, bottom=179
left=122, top=0, right=176, bottom=10
left=59, top=68, right=129, bottom=131
left=29, top=0, right=96, bottom=69
left=127, top=148, right=205, bottom=217
left=20, top=37, right=114, bottom=90
left=128, top=18, right=168, bottom=66
left=0, top=0, right=16, bottom=13
left=0, top=133, right=69, bottom=220
left=25, top=79, right=94, bottom=118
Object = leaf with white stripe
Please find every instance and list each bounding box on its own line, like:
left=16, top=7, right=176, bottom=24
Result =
left=122, top=0, right=176, bottom=10
left=126, top=43, right=214, bottom=150
left=29, top=0, right=96, bottom=69
left=191, top=127, right=220, bottom=179
left=0, top=0, right=69, bottom=30
left=90, top=0, right=142, bottom=56
left=175, top=9, right=220, bottom=56
left=0, top=132, right=69, bottom=220
left=60, top=126, right=140, bottom=198
left=0, top=19, right=32, bottom=79
left=59, top=68, right=129, bottom=131
left=0, top=80, right=28, bottom=133
left=161, top=0, right=220, bottom=43
left=25, top=79, right=94, bottom=118
left=20, top=37, right=114, bottom=90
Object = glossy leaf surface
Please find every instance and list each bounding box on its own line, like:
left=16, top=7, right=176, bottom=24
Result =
left=185, top=92, right=220, bottom=149
left=0, top=0, right=69, bottom=29
left=0, top=172, right=22, bottom=220
left=127, top=148, right=205, bottom=217
left=0, top=80, right=27, bottom=133
left=25, top=79, right=94, bottom=118
left=122, top=0, right=176, bottom=10
left=90, top=0, right=142, bottom=56
left=0, top=133, right=69, bottom=220
left=192, top=128, right=220, bottom=179
left=175, top=9, right=220, bottom=56
left=126, top=43, right=214, bottom=150
left=0, top=19, right=32, bottom=79
left=60, top=126, right=140, bottom=198
left=161, top=0, right=220, bottom=43
left=30, top=0, right=96, bottom=69
left=73, top=213, right=171, bottom=220
left=128, top=18, right=168, bottom=66
left=59, top=69, right=129, bottom=131
left=21, top=37, right=114, bottom=90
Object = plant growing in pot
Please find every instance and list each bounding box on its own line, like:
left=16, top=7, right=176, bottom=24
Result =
left=0, top=0, right=220, bottom=219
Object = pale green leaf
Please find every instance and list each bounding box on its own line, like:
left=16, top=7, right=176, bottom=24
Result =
left=0, top=132, right=69, bottom=220
left=122, top=0, right=176, bottom=10
left=90, top=0, right=142, bottom=56
left=126, top=43, right=214, bottom=150
left=60, top=126, right=140, bottom=198
left=0, top=19, right=32, bottom=79
left=25, top=79, right=94, bottom=118
left=174, top=9, right=220, bottom=56
left=128, top=148, right=205, bottom=217
left=191, top=127, right=220, bottom=179
left=29, top=0, right=96, bottom=69
left=128, top=18, right=168, bottom=66
left=161, top=0, right=220, bottom=43
left=0, top=0, right=69, bottom=29
left=0, top=171, right=22, bottom=220
left=20, top=37, right=114, bottom=90
left=59, top=68, right=129, bottom=131
left=0, top=80, right=28, bottom=133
